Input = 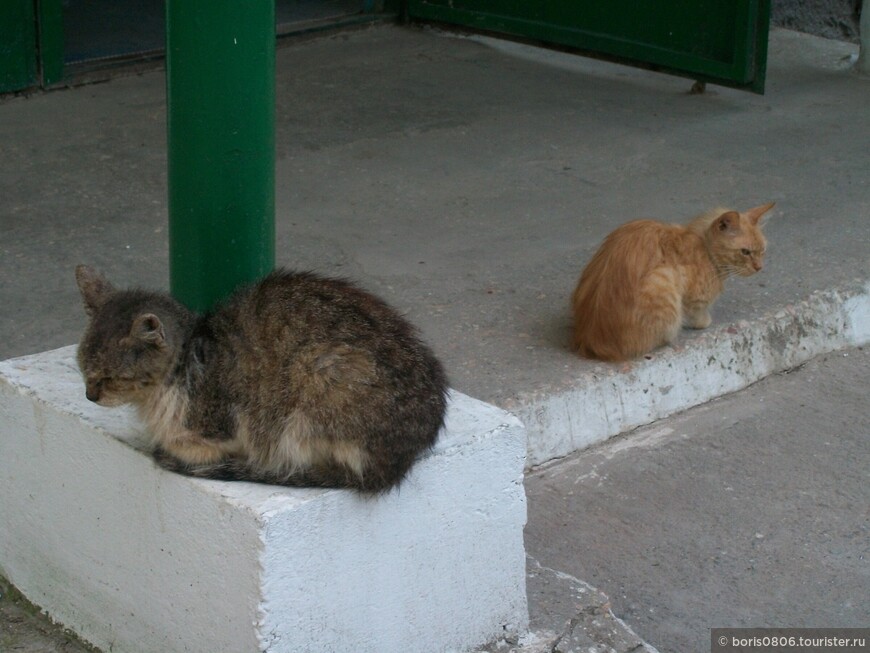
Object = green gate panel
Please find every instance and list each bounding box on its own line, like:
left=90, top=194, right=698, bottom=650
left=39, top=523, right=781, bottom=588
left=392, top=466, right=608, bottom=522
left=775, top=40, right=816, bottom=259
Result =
left=37, top=0, right=64, bottom=86
left=0, top=0, right=37, bottom=93
left=408, top=0, right=770, bottom=93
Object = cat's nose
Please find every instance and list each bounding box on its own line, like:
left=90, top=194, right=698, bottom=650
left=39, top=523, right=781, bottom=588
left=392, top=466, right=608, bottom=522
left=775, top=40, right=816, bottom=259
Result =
left=753, top=260, right=763, bottom=271
left=85, top=381, right=102, bottom=402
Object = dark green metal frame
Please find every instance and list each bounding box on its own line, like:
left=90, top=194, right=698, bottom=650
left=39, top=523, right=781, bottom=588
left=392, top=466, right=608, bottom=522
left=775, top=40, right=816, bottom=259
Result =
left=407, top=0, right=771, bottom=93
left=0, top=0, right=37, bottom=93
left=36, top=0, right=64, bottom=86
left=2, top=0, right=389, bottom=95
left=0, top=0, right=63, bottom=93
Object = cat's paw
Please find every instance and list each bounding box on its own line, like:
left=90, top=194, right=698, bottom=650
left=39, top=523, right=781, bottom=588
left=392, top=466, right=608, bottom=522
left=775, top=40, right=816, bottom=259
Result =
left=686, top=312, right=712, bottom=329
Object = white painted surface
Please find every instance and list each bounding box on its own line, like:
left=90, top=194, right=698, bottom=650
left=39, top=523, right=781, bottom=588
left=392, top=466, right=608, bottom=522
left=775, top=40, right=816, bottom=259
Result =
left=0, top=350, right=262, bottom=653
left=255, top=394, right=529, bottom=653
left=513, top=282, right=870, bottom=466
left=0, top=346, right=529, bottom=653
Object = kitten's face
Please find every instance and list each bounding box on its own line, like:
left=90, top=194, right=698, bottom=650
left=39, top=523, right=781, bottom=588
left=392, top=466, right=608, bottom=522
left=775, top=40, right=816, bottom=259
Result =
left=75, top=265, right=173, bottom=407
left=77, top=310, right=172, bottom=407
left=714, top=224, right=767, bottom=277
left=708, top=204, right=773, bottom=278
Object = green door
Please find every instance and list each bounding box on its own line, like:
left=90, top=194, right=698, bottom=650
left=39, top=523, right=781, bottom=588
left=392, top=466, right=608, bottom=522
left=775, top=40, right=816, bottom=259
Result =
left=407, top=0, right=771, bottom=93
left=0, top=0, right=37, bottom=93
left=0, top=0, right=63, bottom=93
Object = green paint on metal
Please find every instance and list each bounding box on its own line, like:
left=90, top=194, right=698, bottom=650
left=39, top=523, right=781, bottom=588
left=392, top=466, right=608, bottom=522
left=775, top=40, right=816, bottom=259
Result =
left=37, top=0, right=64, bottom=86
left=166, top=0, right=276, bottom=313
left=0, top=0, right=37, bottom=93
left=409, top=0, right=770, bottom=93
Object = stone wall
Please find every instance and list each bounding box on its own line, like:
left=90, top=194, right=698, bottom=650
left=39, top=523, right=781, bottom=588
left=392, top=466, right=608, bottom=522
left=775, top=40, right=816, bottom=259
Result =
left=772, top=0, right=862, bottom=43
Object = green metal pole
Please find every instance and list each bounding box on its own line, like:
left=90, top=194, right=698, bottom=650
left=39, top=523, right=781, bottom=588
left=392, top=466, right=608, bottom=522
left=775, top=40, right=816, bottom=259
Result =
left=166, top=0, right=276, bottom=313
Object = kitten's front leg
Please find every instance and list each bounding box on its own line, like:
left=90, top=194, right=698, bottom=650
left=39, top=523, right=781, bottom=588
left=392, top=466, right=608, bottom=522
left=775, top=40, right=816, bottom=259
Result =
left=683, top=302, right=712, bottom=329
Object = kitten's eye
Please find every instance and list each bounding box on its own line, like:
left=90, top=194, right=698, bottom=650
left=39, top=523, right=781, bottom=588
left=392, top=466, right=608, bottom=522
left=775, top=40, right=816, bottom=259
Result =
left=741, top=248, right=751, bottom=256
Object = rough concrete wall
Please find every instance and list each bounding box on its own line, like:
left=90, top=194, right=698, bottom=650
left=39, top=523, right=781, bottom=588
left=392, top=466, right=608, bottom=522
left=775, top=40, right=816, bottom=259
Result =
left=772, top=0, right=862, bottom=43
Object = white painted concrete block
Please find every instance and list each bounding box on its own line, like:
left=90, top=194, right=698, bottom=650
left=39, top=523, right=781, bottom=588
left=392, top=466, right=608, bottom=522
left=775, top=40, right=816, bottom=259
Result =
left=0, top=346, right=528, bottom=653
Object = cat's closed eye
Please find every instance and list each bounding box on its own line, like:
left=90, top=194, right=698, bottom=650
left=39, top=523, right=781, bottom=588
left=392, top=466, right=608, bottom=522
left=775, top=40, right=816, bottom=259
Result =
left=740, top=248, right=751, bottom=256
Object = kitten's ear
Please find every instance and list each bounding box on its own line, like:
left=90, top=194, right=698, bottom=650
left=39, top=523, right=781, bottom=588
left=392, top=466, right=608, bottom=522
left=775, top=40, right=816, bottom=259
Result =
left=746, top=202, right=776, bottom=226
left=75, top=265, right=115, bottom=315
left=715, top=211, right=741, bottom=233
left=131, top=313, right=166, bottom=347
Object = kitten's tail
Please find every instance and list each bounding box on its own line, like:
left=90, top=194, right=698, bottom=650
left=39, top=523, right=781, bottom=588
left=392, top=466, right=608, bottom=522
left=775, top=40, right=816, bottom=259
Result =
left=152, top=448, right=395, bottom=493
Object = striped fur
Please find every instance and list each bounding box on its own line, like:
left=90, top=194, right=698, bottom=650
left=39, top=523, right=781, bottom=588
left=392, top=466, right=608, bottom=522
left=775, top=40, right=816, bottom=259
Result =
left=75, top=266, right=448, bottom=493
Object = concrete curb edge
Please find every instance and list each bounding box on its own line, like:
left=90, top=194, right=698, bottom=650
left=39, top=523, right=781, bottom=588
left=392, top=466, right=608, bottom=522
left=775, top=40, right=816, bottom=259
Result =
left=510, top=280, right=870, bottom=467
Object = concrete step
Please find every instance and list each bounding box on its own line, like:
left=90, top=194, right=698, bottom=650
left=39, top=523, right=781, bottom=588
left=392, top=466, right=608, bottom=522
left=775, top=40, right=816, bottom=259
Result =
left=0, top=346, right=528, bottom=653
left=477, top=557, right=660, bottom=653
left=510, top=281, right=870, bottom=467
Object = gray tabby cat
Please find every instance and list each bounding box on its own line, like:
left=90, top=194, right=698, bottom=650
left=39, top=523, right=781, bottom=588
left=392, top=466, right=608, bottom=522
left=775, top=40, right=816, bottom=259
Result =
left=75, top=265, right=448, bottom=492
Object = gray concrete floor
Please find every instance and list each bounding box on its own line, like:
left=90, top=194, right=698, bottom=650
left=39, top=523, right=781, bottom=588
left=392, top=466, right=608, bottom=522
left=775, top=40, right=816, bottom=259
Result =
left=1, top=21, right=868, bottom=653
left=526, top=346, right=869, bottom=653
left=1, top=25, right=867, bottom=407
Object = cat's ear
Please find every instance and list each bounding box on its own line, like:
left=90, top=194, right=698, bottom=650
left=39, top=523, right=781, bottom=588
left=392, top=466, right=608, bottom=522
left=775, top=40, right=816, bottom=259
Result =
left=130, top=313, right=166, bottom=347
left=746, top=202, right=776, bottom=226
left=75, top=265, right=115, bottom=315
left=715, top=211, right=741, bottom=234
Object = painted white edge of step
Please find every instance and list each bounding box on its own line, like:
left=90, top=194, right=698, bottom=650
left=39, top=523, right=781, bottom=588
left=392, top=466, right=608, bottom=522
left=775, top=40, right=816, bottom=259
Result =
left=508, top=280, right=870, bottom=467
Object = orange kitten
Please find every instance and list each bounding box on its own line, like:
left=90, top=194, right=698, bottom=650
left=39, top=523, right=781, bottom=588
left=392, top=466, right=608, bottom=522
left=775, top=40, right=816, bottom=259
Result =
left=571, top=203, right=775, bottom=361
